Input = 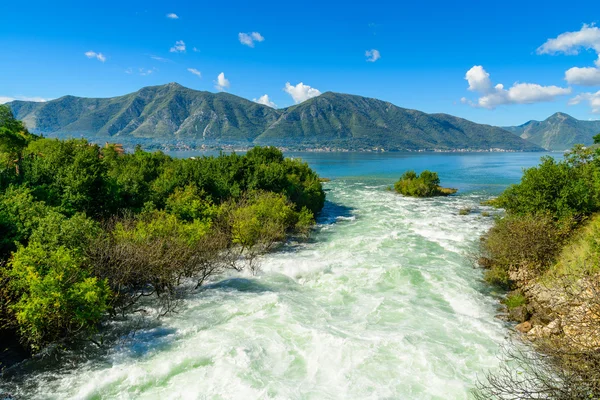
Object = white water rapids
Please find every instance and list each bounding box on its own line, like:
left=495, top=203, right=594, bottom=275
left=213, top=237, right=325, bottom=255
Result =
left=2, top=176, right=512, bottom=399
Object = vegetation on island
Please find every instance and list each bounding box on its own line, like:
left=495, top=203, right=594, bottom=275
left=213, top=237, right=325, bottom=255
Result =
left=394, top=170, right=457, bottom=197
left=476, top=143, right=600, bottom=398
left=0, top=105, right=325, bottom=357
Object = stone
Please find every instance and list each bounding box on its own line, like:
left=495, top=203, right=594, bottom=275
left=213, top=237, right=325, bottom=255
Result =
left=515, top=321, right=532, bottom=333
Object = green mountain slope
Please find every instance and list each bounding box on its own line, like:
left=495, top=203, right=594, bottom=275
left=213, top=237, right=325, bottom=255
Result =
left=9, top=83, right=541, bottom=151
left=257, top=92, right=539, bottom=150
left=504, top=112, right=600, bottom=151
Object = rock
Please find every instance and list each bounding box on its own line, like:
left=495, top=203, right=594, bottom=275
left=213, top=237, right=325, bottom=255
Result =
left=508, top=305, right=529, bottom=323
left=543, top=319, right=561, bottom=335
left=515, top=321, right=532, bottom=333
left=527, top=325, right=544, bottom=338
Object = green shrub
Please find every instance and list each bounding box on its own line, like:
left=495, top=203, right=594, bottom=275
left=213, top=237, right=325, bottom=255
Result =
left=484, top=265, right=511, bottom=288
left=459, top=207, right=471, bottom=215
left=482, top=213, right=566, bottom=272
left=165, top=184, right=217, bottom=222
left=503, top=292, right=527, bottom=310
left=495, top=148, right=600, bottom=220
left=4, top=242, right=109, bottom=351
left=394, top=170, right=457, bottom=197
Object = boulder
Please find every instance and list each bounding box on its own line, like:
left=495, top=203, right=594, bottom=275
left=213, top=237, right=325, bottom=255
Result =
left=515, top=321, right=532, bottom=333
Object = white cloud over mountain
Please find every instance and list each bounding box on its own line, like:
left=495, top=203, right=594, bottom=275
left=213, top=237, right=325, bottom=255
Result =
left=0, top=95, right=49, bottom=104
left=187, top=68, right=201, bottom=78
left=538, top=24, right=600, bottom=86
left=284, top=82, right=321, bottom=104
left=569, top=90, right=600, bottom=113
left=253, top=94, right=276, bottom=108
left=463, top=65, right=571, bottom=109
left=215, top=72, right=230, bottom=91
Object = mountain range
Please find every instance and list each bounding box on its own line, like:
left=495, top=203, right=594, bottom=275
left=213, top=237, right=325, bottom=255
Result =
left=8, top=83, right=542, bottom=151
left=503, top=113, right=600, bottom=151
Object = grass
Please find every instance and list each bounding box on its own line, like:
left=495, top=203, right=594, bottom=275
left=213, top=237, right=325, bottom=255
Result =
left=541, top=213, right=600, bottom=285
left=438, top=186, right=458, bottom=195
left=503, top=292, right=527, bottom=309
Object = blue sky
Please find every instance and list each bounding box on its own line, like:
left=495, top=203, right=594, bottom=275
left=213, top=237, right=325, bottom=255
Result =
left=1, top=0, right=600, bottom=125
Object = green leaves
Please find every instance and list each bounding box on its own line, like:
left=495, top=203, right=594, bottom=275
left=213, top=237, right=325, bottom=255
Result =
left=6, top=243, right=109, bottom=351
left=394, top=170, right=456, bottom=197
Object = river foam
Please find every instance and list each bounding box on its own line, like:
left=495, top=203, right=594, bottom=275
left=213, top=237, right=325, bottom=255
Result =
left=1, top=178, right=509, bottom=400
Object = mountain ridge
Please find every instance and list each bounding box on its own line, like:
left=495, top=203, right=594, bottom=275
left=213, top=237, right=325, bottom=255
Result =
left=503, top=112, right=600, bottom=151
left=8, top=83, right=542, bottom=151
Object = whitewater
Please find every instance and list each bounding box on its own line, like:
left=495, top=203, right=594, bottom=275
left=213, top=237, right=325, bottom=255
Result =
left=2, top=152, right=552, bottom=399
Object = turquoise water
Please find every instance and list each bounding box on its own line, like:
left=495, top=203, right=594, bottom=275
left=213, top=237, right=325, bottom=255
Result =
left=2, top=152, right=553, bottom=399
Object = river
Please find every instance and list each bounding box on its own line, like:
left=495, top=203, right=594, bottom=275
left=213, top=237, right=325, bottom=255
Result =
left=1, top=152, right=554, bottom=399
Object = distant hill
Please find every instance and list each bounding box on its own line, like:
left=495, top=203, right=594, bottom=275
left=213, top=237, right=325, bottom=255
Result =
left=8, top=83, right=541, bottom=151
left=504, top=112, right=600, bottom=151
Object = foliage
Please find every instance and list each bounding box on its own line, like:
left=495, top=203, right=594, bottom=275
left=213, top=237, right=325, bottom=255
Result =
left=394, top=170, right=457, bottom=197
left=478, top=145, right=600, bottom=398
left=495, top=146, right=600, bottom=220
left=3, top=243, right=109, bottom=350
left=503, top=292, right=527, bottom=310
left=481, top=214, right=567, bottom=275
left=0, top=110, right=325, bottom=354
left=544, top=213, right=600, bottom=282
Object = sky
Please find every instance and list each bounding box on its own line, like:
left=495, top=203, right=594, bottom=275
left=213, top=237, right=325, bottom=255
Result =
left=1, top=0, right=600, bottom=126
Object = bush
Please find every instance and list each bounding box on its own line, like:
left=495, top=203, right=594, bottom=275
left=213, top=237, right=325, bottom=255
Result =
left=4, top=243, right=109, bottom=351
left=504, top=292, right=527, bottom=310
left=496, top=148, right=600, bottom=220
left=0, top=108, right=326, bottom=352
left=165, top=184, right=217, bottom=222
left=481, top=214, right=567, bottom=275
left=394, top=170, right=457, bottom=197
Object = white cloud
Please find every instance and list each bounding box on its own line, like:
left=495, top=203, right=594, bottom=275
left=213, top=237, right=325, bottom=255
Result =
left=238, top=32, right=265, bottom=47
left=215, top=72, right=230, bottom=91
left=537, top=24, right=600, bottom=55
left=187, top=68, right=202, bottom=78
left=193, top=47, right=200, bottom=52
left=151, top=55, right=171, bottom=62
left=253, top=94, right=277, bottom=108
left=565, top=62, right=600, bottom=86
left=365, top=49, right=381, bottom=62
left=0, top=95, right=50, bottom=104
left=125, top=67, right=133, bottom=74
left=463, top=65, right=571, bottom=109
left=538, top=24, right=600, bottom=86
left=284, top=82, right=321, bottom=104
left=166, top=13, right=179, bottom=19
left=169, top=40, right=186, bottom=53
left=85, top=51, right=106, bottom=62
left=465, top=65, right=492, bottom=93
left=139, top=68, right=154, bottom=76
left=569, top=90, right=600, bottom=113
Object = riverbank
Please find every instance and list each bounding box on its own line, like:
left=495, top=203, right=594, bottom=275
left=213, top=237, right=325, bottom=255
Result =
left=476, top=145, right=600, bottom=397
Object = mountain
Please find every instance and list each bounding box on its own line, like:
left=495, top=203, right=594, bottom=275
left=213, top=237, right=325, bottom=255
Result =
left=504, top=112, right=600, bottom=151
left=8, top=83, right=541, bottom=151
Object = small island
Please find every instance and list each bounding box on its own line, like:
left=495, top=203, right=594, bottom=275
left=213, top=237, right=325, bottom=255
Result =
left=394, top=170, right=457, bottom=197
